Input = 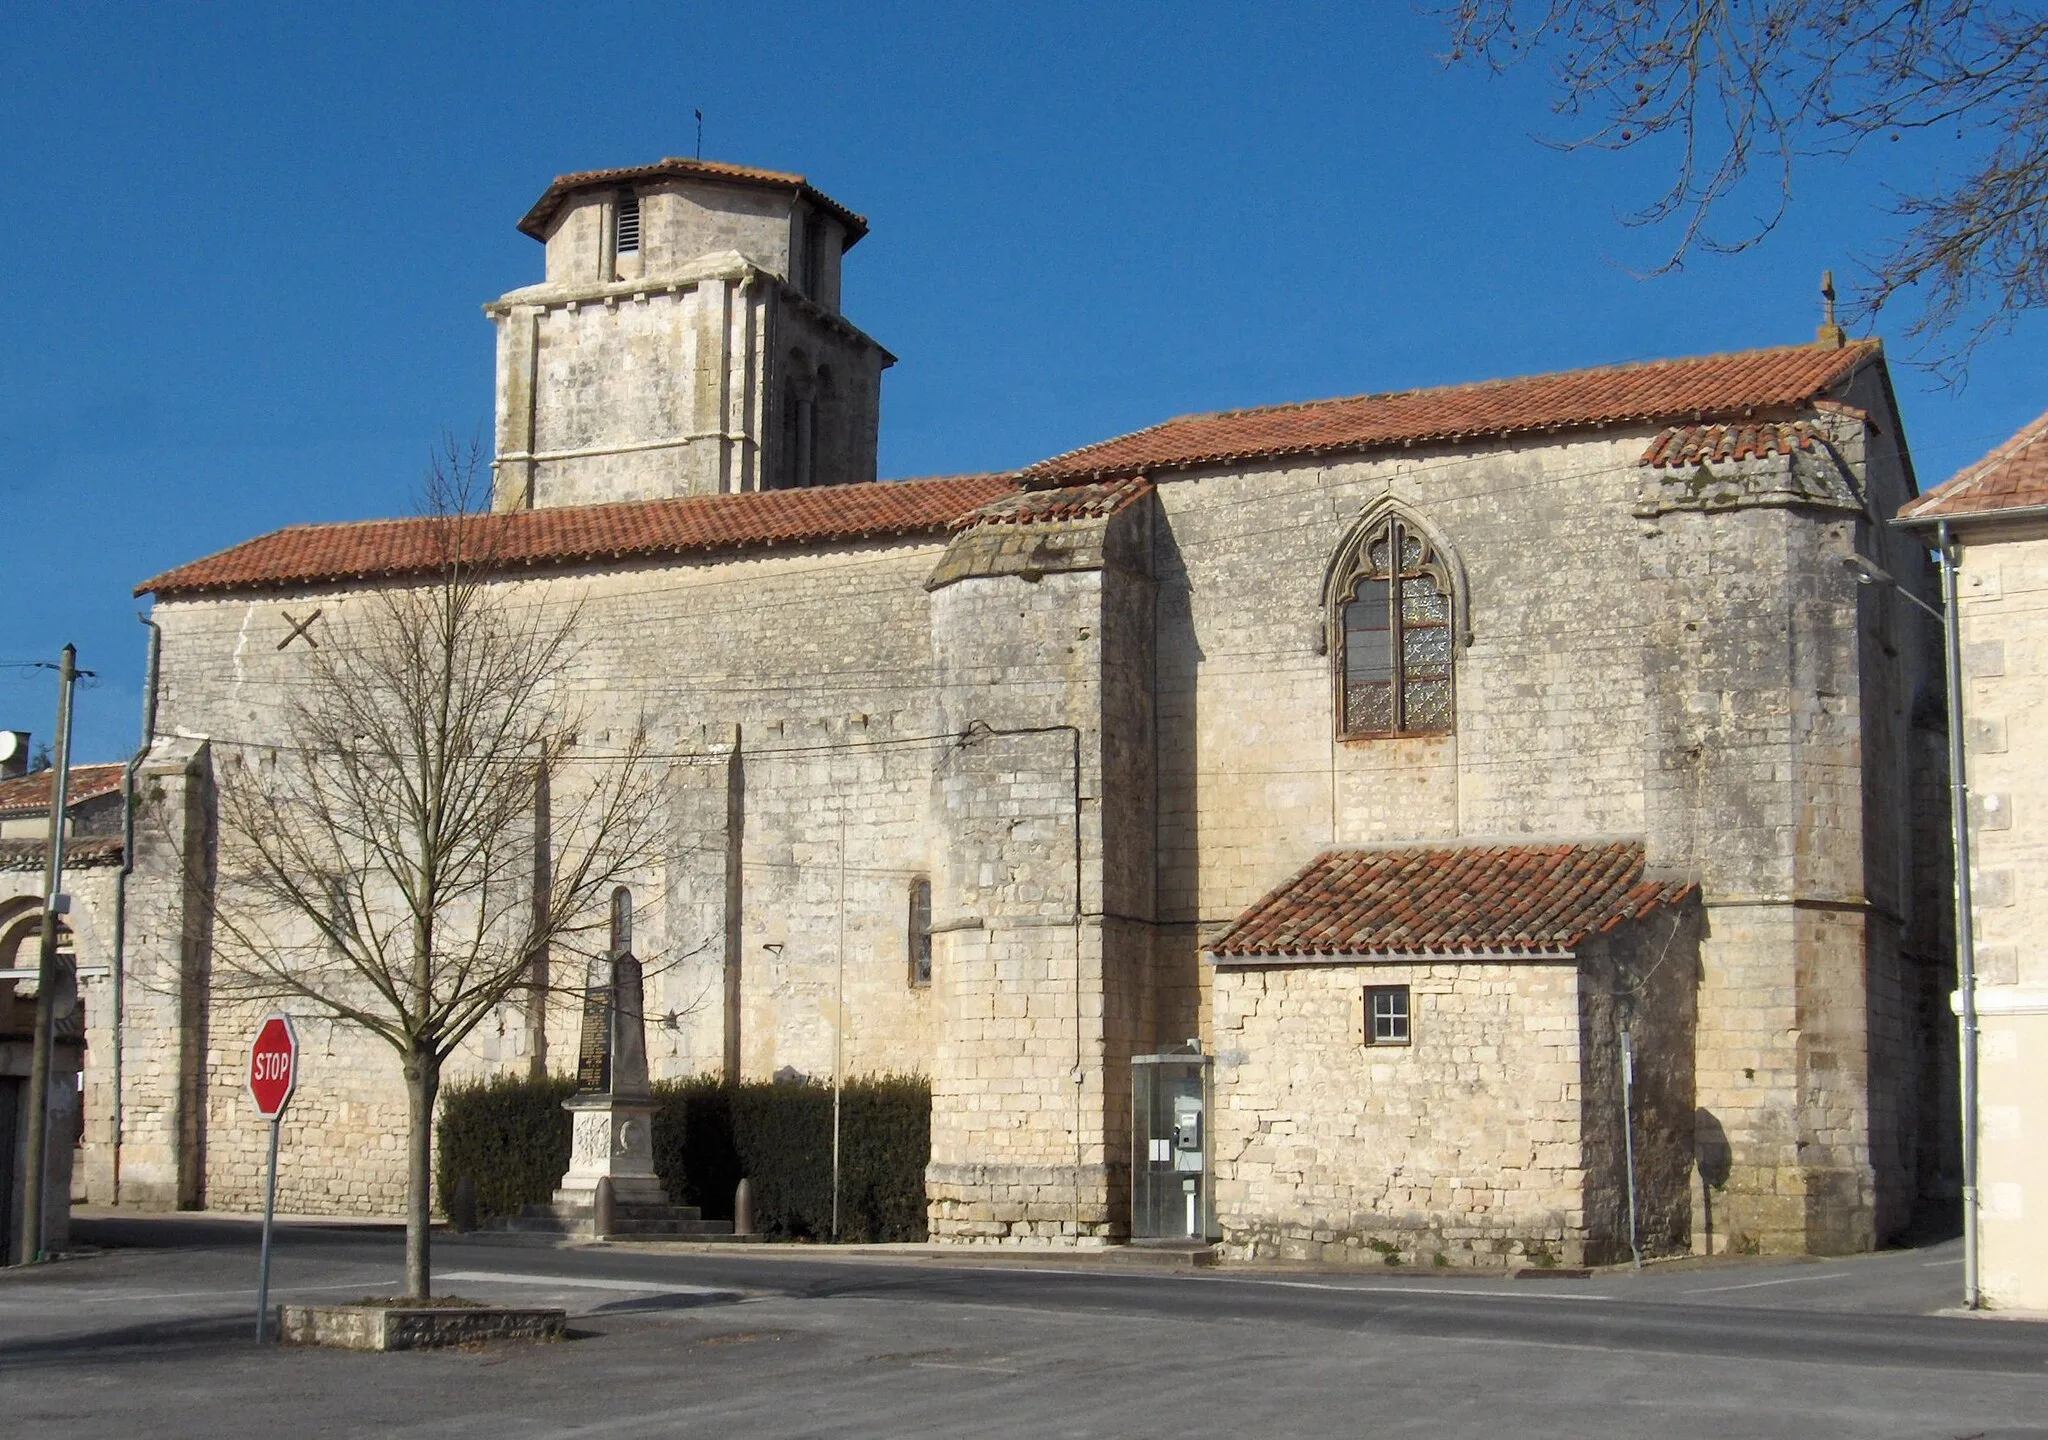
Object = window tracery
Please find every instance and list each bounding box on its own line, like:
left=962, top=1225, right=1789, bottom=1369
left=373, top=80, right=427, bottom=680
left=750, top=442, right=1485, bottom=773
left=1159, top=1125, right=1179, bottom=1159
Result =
left=1335, top=514, right=1455, bottom=738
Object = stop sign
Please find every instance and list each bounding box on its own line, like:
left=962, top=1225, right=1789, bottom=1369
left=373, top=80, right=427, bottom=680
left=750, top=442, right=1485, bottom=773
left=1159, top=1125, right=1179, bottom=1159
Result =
left=247, top=1014, right=298, bottom=1120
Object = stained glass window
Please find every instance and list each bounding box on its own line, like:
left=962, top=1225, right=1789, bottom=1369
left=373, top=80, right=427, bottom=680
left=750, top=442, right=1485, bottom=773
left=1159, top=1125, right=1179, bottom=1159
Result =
left=1338, top=517, right=1454, bottom=737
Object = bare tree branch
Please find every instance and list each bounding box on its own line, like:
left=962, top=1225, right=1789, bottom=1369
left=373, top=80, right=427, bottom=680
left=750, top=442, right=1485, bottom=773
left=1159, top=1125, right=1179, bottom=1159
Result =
left=207, top=442, right=666, bottom=1297
left=1438, top=1, right=2048, bottom=374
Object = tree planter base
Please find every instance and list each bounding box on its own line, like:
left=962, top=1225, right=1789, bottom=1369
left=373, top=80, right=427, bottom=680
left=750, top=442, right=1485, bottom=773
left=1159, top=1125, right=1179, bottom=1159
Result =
left=277, top=1303, right=566, bottom=1351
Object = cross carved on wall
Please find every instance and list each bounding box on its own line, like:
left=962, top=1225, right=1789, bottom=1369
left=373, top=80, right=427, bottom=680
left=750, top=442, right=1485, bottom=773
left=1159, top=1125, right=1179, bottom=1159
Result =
left=277, top=609, right=323, bottom=651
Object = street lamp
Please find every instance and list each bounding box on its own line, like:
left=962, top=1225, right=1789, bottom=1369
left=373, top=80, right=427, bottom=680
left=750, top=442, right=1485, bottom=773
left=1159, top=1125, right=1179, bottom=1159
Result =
left=1844, top=539, right=1979, bottom=1308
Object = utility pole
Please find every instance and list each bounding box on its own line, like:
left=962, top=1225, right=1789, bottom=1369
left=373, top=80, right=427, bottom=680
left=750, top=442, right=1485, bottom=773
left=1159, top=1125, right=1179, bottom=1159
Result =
left=18, top=644, right=81, bottom=1266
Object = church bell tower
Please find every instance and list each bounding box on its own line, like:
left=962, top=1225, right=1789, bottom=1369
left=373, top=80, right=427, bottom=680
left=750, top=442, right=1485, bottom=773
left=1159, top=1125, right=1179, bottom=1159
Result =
left=486, top=158, right=893, bottom=511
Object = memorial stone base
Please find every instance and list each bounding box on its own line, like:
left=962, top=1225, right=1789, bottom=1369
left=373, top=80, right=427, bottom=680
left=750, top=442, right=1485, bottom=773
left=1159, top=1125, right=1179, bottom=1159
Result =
left=495, top=1094, right=739, bottom=1240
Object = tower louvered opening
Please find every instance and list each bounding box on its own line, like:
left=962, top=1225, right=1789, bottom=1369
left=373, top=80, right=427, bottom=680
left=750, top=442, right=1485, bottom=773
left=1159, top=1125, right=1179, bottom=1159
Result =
left=614, top=192, right=640, bottom=253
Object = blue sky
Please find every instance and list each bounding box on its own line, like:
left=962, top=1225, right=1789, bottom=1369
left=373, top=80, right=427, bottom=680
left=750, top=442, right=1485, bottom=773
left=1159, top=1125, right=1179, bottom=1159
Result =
left=5, top=2, right=2042, bottom=761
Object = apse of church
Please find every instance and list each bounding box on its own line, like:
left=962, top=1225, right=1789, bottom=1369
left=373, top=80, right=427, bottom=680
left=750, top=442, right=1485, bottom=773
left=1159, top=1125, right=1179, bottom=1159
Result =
left=112, top=156, right=1957, bottom=1266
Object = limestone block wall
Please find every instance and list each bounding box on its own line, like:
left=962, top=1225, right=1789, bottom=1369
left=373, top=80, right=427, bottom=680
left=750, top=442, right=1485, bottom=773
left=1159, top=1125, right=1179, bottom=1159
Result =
left=1575, top=913, right=1701, bottom=1262
left=1955, top=525, right=2048, bottom=1309
left=1213, top=958, right=1594, bottom=1267
left=763, top=292, right=886, bottom=490
left=1149, top=436, right=1661, bottom=1046
left=924, top=500, right=1158, bottom=1242
left=494, top=265, right=773, bottom=508
left=927, top=566, right=1114, bottom=1241
left=1154, top=394, right=1942, bottom=1256
left=1212, top=908, right=1697, bottom=1269
left=138, top=534, right=957, bottom=1214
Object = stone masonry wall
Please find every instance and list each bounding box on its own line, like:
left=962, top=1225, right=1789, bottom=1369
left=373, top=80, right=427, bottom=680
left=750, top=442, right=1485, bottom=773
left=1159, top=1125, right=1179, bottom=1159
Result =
left=1213, top=958, right=1593, bottom=1267
left=1153, top=391, right=1939, bottom=1256
left=139, top=535, right=958, bottom=1215
left=1955, top=524, right=2048, bottom=1308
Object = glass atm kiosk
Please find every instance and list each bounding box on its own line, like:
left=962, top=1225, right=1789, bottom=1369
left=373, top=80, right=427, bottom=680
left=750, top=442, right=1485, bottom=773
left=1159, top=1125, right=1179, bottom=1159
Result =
left=1131, top=1049, right=1217, bottom=1243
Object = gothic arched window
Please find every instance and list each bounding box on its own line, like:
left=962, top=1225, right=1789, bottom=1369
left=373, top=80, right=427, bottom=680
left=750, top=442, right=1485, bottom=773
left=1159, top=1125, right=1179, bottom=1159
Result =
left=1336, top=515, right=1455, bottom=738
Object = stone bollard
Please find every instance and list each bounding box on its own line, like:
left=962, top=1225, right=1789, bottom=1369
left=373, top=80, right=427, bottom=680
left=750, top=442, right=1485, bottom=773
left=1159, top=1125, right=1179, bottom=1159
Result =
left=734, top=1177, right=754, bottom=1237
left=593, top=1176, right=616, bottom=1240
left=450, top=1176, right=479, bottom=1234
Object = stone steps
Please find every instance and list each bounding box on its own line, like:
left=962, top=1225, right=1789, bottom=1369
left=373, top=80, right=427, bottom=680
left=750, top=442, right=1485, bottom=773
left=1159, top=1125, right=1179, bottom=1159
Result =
left=490, top=1199, right=737, bottom=1240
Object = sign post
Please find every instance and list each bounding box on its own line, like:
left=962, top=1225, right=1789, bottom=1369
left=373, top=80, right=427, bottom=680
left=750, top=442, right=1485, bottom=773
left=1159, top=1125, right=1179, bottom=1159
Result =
left=247, top=1014, right=298, bottom=1343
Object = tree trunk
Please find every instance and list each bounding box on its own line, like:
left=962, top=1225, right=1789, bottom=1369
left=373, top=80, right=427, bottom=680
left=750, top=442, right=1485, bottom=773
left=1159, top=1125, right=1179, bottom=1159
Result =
left=402, top=1050, right=441, bottom=1299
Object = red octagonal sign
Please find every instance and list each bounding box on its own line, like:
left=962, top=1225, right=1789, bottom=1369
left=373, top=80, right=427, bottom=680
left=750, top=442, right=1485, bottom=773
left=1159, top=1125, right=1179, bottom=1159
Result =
left=248, top=1013, right=298, bottom=1120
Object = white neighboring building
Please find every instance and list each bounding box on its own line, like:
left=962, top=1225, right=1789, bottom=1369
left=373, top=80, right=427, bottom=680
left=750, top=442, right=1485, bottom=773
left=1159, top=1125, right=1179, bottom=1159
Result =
left=1900, top=410, right=2048, bottom=1310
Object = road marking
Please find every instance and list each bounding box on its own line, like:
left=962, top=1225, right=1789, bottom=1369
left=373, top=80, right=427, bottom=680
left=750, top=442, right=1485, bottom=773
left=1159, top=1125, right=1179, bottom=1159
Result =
left=436, top=1269, right=739, bottom=1296
left=1236, top=1277, right=1610, bottom=1302
left=72, top=1279, right=388, bottom=1304
left=908, top=1360, right=1021, bottom=1375
left=1682, top=1271, right=1854, bottom=1295
left=1923, top=1258, right=1964, bottom=1268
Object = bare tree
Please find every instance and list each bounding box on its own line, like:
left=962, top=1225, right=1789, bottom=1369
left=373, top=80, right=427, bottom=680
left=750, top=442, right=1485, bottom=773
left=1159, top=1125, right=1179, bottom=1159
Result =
left=210, top=445, right=663, bottom=1298
left=1439, top=2, right=2048, bottom=370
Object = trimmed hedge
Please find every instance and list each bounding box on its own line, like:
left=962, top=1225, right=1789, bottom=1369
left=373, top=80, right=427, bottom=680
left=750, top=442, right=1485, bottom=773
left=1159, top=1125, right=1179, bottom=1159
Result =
left=434, top=1072, right=576, bottom=1225
left=435, top=1073, right=930, bottom=1241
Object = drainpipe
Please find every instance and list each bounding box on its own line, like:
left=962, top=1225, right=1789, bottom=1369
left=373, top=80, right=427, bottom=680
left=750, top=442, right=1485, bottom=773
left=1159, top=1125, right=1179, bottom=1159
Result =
left=1937, top=521, right=1980, bottom=1309
left=110, top=614, right=161, bottom=1206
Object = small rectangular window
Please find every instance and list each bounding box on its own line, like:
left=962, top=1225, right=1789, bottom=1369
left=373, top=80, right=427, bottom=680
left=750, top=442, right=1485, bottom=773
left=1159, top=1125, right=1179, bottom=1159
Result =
left=1366, top=985, right=1410, bottom=1046
left=909, top=877, right=933, bottom=987
left=615, top=193, right=641, bottom=254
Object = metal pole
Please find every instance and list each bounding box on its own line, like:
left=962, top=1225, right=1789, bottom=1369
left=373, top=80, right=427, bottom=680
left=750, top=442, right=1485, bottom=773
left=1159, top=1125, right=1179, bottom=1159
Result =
left=1621, top=1029, right=1642, bottom=1271
left=18, top=644, right=78, bottom=1266
left=831, top=809, right=843, bottom=1243
left=255, top=1117, right=281, bottom=1342
left=1937, top=521, right=1981, bottom=1309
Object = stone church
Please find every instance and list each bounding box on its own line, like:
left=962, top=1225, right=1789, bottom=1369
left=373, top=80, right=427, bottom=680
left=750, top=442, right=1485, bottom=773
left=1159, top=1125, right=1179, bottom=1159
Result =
left=73, top=156, right=1954, bottom=1263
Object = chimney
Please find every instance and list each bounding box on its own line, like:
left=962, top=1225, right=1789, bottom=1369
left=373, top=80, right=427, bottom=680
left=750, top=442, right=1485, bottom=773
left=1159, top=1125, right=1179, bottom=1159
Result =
left=0, top=731, right=27, bottom=781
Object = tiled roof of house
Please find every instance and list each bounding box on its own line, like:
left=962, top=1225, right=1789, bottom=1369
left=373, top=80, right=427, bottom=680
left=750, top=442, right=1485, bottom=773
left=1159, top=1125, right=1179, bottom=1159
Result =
left=951, top=477, right=1152, bottom=530
left=518, top=156, right=869, bottom=245
left=137, top=476, right=1021, bottom=598
left=0, top=836, right=122, bottom=873
left=1209, top=840, right=1696, bottom=959
left=1899, top=408, right=2048, bottom=523
left=1024, top=341, right=1880, bottom=484
left=1641, top=420, right=1823, bottom=468
left=0, top=763, right=127, bottom=818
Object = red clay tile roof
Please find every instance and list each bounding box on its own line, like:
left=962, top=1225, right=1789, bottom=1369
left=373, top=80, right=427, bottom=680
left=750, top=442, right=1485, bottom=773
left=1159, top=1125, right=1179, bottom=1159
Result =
left=137, top=476, right=1021, bottom=598
left=0, top=836, right=123, bottom=872
left=1899, top=407, right=2048, bottom=523
left=1641, top=421, right=1824, bottom=468
left=518, top=157, right=868, bottom=246
left=0, top=763, right=126, bottom=818
left=1025, top=341, right=1881, bottom=485
left=1209, top=841, right=1696, bottom=959
left=951, top=477, right=1152, bottom=530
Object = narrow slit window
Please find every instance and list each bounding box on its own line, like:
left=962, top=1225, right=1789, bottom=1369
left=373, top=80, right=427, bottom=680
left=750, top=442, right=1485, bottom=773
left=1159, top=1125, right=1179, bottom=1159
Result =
left=614, top=192, right=641, bottom=254
left=909, top=877, right=933, bottom=987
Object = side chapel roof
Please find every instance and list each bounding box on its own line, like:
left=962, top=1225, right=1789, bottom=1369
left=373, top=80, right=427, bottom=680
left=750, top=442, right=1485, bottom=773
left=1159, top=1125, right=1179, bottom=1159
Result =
left=0, top=763, right=127, bottom=820
left=1898, top=407, right=2048, bottom=524
left=1025, top=340, right=1882, bottom=484
left=1209, top=840, right=1696, bottom=960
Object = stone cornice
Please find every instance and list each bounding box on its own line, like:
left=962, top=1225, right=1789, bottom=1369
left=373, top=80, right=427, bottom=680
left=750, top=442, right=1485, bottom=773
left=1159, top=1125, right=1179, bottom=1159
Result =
left=482, top=252, right=892, bottom=359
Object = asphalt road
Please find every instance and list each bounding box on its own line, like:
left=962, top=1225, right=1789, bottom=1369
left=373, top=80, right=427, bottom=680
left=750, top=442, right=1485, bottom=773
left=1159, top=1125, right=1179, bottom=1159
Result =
left=1, top=1216, right=2042, bottom=1439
